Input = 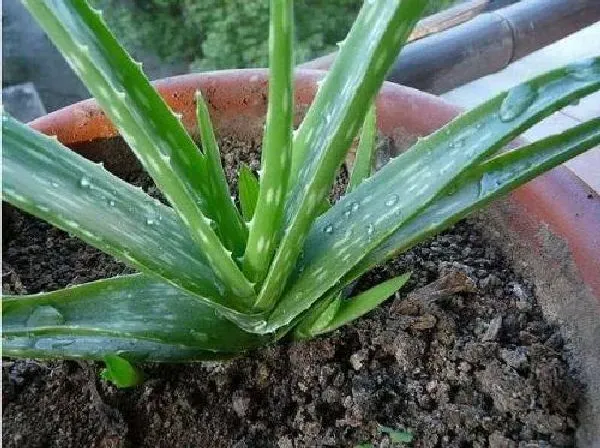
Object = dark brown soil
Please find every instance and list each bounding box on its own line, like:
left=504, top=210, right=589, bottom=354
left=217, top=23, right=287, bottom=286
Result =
left=2, top=136, right=582, bottom=448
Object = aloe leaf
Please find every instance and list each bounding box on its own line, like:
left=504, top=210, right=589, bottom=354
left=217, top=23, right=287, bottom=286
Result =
left=195, top=91, right=247, bottom=255
left=297, top=115, right=600, bottom=333
left=238, top=163, right=260, bottom=221
left=348, top=103, right=377, bottom=193
left=257, top=0, right=429, bottom=310
left=292, top=290, right=342, bottom=340
left=100, top=354, right=143, bottom=388
left=344, top=116, right=600, bottom=281
left=4, top=114, right=242, bottom=310
left=243, top=0, right=294, bottom=286
left=3, top=335, right=236, bottom=363
left=262, top=58, right=600, bottom=332
left=2, top=274, right=270, bottom=361
left=21, top=0, right=255, bottom=303
left=316, top=272, right=411, bottom=335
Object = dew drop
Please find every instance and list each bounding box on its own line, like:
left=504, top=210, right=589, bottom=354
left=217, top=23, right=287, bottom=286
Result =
left=367, top=224, right=374, bottom=237
left=351, top=201, right=359, bottom=212
left=109, top=200, right=115, bottom=207
left=146, top=218, right=155, bottom=225
left=79, top=176, right=91, bottom=188
left=499, top=84, right=537, bottom=122
left=568, top=60, right=598, bottom=81
left=479, top=172, right=501, bottom=197
left=51, top=181, right=59, bottom=188
left=27, top=306, right=64, bottom=327
left=385, top=194, right=399, bottom=207
left=323, top=223, right=334, bottom=234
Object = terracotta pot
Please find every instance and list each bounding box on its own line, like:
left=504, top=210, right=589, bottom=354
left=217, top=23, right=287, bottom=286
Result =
left=28, top=68, right=600, bottom=445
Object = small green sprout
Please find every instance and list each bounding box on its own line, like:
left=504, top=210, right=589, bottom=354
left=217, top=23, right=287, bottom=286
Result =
left=379, top=425, right=414, bottom=444
left=100, top=354, right=143, bottom=388
left=2, top=0, right=600, bottom=368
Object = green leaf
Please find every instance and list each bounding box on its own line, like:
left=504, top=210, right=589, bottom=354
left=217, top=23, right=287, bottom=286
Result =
left=379, top=426, right=413, bottom=444
left=238, top=163, right=260, bottom=221
left=317, top=272, right=410, bottom=335
left=195, top=91, right=247, bottom=256
left=262, top=58, right=600, bottom=333
left=21, top=0, right=255, bottom=304
left=2, top=116, right=269, bottom=328
left=292, top=290, right=342, bottom=340
left=344, top=115, right=600, bottom=284
left=2, top=114, right=247, bottom=313
left=243, top=0, right=294, bottom=287
left=307, top=116, right=600, bottom=327
left=348, top=102, right=377, bottom=192
left=100, top=354, right=143, bottom=388
left=258, top=0, right=429, bottom=310
left=2, top=274, right=271, bottom=361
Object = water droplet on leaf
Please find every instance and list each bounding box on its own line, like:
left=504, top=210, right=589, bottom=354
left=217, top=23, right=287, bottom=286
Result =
left=79, top=177, right=91, bottom=188
left=385, top=194, right=399, bottom=207
left=27, top=306, right=64, bottom=327
left=324, top=224, right=334, bottom=234
left=568, top=60, right=598, bottom=80
left=499, top=84, right=537, bottom=122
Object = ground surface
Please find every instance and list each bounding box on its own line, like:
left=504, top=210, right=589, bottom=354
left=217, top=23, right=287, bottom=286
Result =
left=2, top=137, right=581, bottom=447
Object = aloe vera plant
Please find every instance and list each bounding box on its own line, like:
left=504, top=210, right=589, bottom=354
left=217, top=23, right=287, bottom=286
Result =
left=3, top=0, right=600, bottom=384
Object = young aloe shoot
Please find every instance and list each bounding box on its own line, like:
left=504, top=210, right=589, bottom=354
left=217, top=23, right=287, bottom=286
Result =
left=2, top=0, right=599, bottom=388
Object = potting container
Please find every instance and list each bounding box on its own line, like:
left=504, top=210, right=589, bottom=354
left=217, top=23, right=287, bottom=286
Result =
left=25, top=69, right=600, bottom=446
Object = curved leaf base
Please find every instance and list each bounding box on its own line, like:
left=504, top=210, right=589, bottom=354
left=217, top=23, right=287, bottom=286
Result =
left=2, top=274, right=271, bottom=362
